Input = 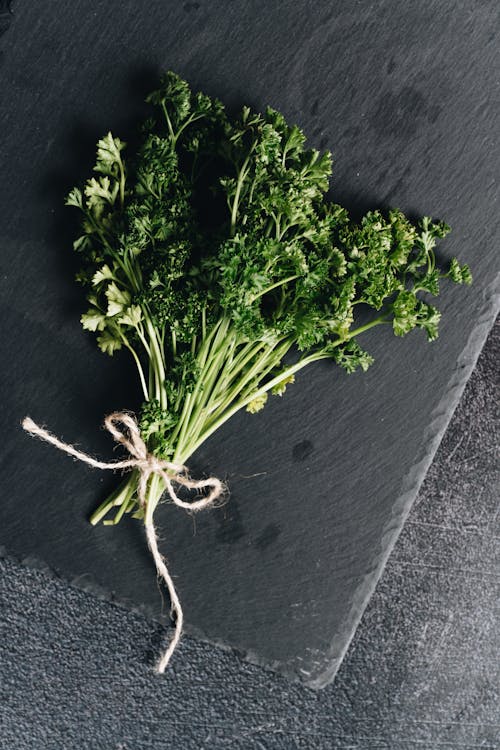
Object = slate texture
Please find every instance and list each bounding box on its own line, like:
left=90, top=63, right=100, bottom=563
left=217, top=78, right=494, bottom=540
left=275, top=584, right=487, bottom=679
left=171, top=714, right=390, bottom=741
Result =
left=0, top=320, right=498, bottom=749
left=0, top=0, right=499, bottom=687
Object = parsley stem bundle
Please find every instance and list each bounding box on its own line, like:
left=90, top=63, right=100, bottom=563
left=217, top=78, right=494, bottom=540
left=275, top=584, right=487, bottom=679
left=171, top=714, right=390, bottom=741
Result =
left=63, top=72, right=471, bottom=658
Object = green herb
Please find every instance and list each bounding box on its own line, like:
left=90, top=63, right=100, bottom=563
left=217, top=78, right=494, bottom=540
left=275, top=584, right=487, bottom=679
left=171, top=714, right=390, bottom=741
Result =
left=67, top=71, right=471, bottom=525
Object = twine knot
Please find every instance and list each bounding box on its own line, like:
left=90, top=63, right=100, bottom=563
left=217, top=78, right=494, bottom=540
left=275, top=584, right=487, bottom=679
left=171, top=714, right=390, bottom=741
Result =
left=22, top=411, right=225, bottom=673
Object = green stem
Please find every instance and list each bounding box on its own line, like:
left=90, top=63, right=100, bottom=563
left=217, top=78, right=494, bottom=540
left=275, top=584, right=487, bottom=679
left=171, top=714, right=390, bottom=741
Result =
left=170, top=320, right=231, bottom=452
left=145, top=318, right=167, bottom=408
left=93, top=312, right=391, bottom=525
left=173, top=113, right=205, bottom=145
left=178, top=352, right=322, bottom=463
left=110, top=479, right=137, bottom=525
left=176, top=339, right=254, bottom=451
left=161, top=102, right=175, bottom=140
left=230, top=152, right=253, bottom=235
left=144, top=474, right=159, bottom=523
left=118, top=156, right=126, bottom=207
left=175, top=338, right=291, bottom=461
left=90, top=472, right=137, bottom=525
left=347, top=315, right=390, bottom=338
left=249, top=274, right=300, bottom=303
left=120, top=335, right=149, bottom=400
left=175, top=315, right=390, bottom=463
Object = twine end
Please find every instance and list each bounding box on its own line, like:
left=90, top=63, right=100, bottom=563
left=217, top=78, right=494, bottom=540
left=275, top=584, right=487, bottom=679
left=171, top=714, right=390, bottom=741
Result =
left=22, top=416, right=37, bottom=433
left=19, top=409, right=221, bottom=674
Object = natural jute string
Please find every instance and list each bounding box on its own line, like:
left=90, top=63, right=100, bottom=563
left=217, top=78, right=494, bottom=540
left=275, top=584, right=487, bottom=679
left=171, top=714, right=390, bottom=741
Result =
left=22, top=412, right=224, bottom=673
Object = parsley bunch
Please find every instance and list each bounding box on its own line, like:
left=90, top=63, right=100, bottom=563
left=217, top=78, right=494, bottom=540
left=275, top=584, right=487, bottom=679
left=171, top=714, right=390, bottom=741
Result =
left=66, top=72, right=471, bottom=525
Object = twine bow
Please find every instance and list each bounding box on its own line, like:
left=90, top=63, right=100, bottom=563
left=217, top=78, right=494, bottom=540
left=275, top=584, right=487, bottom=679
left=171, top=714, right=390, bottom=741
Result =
left=22, top=412, right=224, bottom=673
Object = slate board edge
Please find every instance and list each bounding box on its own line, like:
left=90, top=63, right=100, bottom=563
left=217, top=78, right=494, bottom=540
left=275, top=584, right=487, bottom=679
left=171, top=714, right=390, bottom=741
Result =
left=305, top=276, right=500, bottom=689
left=1, top=280, right=498, bottom=690
left=0, top=1, right=14, bottom=36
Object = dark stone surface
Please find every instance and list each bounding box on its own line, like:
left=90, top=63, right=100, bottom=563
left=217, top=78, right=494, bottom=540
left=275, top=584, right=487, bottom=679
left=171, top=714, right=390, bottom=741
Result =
left=0, top=1, right=499, bottom=687
left=0, top=321, right=498, bottom=749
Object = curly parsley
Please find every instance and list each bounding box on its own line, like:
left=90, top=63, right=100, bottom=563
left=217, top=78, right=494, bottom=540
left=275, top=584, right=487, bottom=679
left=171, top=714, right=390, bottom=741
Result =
left=67, top=72, right=471, bottom=524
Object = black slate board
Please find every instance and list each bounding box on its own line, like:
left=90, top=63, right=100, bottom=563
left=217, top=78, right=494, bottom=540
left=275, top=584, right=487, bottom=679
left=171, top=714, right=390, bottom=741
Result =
left=1, top=1, right=498, bottom=688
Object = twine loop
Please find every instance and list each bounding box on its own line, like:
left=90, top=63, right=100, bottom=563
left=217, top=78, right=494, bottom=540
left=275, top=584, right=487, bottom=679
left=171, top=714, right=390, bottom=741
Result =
left=22, top=411, right=224, bottom=673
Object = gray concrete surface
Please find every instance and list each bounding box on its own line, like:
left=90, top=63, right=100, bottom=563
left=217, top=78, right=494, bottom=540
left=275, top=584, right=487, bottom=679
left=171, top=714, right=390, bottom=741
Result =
left=1, top=321, right=498, bottom=749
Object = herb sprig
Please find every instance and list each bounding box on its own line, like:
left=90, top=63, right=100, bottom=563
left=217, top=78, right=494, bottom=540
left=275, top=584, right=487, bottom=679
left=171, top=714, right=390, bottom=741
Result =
left=66, top=72, right=471, bottom=525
